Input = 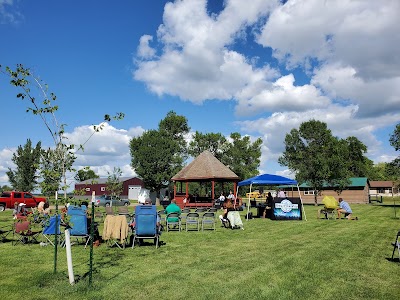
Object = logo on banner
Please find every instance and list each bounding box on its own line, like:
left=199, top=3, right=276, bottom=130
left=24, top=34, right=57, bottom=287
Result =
left=275, top=199, right=298, bottom=213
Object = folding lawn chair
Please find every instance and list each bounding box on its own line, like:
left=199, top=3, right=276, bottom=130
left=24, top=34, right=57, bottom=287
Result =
left=118, top=206, right=132, bottom=217
left=391, top=230, right=400, bottom=261
left=13, top=220, right=41, bottom=245
left=0, top=225, right=12, bottom=242
left=132, top=205, right=160, bottom=249
left=166, top=212, right=181, bottom=232
left=103, top=215, right=129, bottom=249
left=67, top=205, right=91, bottom=248
left=185, top=212, right=200, bottom=231
left=42, top=215, right=64, bottom=247
left=201, top=212, right=216, bottom=231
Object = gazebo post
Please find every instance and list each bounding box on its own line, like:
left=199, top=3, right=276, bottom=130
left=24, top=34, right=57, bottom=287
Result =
left=185, top=181, right=189, bottom=199
left=212, top=180, right=215, bottom=199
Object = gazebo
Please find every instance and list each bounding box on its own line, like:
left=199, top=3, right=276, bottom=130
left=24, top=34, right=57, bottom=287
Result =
left=171, top=150, right=240, bottom=208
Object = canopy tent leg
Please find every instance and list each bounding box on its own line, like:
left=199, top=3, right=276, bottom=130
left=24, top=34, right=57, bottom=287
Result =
left=297, top=184, right=307, bottom=221
left=246, top=184, right=252, bottom=221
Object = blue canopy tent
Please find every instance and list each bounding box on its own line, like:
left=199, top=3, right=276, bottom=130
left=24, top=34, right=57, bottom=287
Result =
left=237, top=174, right=307, bottom=221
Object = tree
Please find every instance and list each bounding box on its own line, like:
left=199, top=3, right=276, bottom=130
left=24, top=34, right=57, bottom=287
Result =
left=74, top=167, right=99, bottom=182
left=130, top=129, right=183, bottom=197
left=222, top=132, right=262, bottom=181
left=106, top=167, right=123, bottom=198
left=0, top=185, right=13, bottom=193
left=278, top=120, right=350, bottom=205
left=1, top=64, right=124, bottom=198
left=130, top=111, right=190, bottom=199
left=388, top=123, right=400, bottom=189
left=188, top=131, right=228, bottom=161
left=343, top=136, right=374, bottom=178
left=6, top=139, right=42, bottom=192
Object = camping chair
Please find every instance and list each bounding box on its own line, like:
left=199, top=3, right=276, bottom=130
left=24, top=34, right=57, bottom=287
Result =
left=201, top=212, right=216, bottom=231
left=226, top=211, right=244, bottom=230
left=13, top=220, right=41, bottom=245
left=391, top=230, right=400, bottom=261
left=105, top=206, right=115, bottom=216
left=0, top=225, right=12, bottom=242
left=118, top=206, right=132, bottom=217
left=132, top=205, right=160, bottom=249
left=42, top=215, right=64, bottom=247
left=67, top=205, right=91, bottom=248
left=166, top=212, right=181, bottom=232
left=185, top=212, right=200, bottom=231
left=323, top=208, right=336, bottom=220
left=208, top=207, right=217, bottom=213
left=103, top=215, right=129, bottom=249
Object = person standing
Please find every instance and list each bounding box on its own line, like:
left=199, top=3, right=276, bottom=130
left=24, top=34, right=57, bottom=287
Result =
left=337, top=198, right=353, bottom=220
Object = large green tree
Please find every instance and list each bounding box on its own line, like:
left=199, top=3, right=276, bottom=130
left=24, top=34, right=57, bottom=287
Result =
left=6, top=139, right=42, bottom=192
left=343, top=136, right=374, bottom=178
left=74, top=167, right=99, bottom=182
left=387, top=123, right=400, bottom=189
left=222, top=132, right=262, bottom=181
left=278, top=120, right=350, bottom=204
left=188, top=131, right=228, bottom=161
left=130, top=111, right=190, bottom=198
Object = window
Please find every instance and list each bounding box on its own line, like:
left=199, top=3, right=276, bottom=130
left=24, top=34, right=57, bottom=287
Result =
left=303, top=190, right=315, bottom=195
left=85, top=187, right=90, bottom=192
left=24, top=193, right=33, bottom=199
left=101, top=187, right=105, bottom=192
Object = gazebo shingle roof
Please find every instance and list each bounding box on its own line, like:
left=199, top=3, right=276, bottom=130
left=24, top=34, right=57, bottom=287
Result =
left=171, top=150, right=239, bottom=181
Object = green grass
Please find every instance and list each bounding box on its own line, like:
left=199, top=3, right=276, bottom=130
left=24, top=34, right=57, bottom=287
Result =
left=0, top=204, right=399, bottom=300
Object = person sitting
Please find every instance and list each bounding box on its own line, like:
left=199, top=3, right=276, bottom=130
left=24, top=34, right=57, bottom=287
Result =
left=337, top=198, right=356, bottom=220
left=165, top=199, right=181, bottom=226
left=262, top=192, right=273, bottom=218
left=219, top=200, right=235, bottom=224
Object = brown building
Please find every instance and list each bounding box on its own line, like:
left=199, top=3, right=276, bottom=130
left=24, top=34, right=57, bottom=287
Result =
left=369, top=181, right=398, bottom=196
left=290, top=177, right=370, bottom=204
left=74, top=177, right=144, bottom=200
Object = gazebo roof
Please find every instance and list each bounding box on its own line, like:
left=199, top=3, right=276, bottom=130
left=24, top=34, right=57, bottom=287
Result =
left=171, top=150, right=239, bottom=181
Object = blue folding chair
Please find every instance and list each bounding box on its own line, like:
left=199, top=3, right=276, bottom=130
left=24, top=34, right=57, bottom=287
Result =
left=67, top=205, right=91, bottom=248
left=132, top=205, right=159, bottom=249
left=42, top=215, right=64, bottom=246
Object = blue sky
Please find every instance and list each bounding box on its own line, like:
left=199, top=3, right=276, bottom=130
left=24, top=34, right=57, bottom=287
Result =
left=1, top=0, right=399, bottom=189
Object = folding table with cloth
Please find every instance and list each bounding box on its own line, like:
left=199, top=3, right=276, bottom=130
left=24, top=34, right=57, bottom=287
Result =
left=103, top=215, right=129, bottom=249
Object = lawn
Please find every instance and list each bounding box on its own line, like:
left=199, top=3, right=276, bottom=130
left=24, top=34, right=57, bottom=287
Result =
left=0, top=203, right=399, bottom=300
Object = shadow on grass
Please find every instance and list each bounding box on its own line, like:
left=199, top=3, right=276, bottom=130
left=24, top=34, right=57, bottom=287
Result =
left=385, top=257, right=400, bottom=263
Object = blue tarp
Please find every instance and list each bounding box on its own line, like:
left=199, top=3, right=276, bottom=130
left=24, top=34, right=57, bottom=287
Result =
left=238, top=173, right=297, bottom=187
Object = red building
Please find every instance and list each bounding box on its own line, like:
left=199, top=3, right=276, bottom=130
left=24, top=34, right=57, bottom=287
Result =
left=74, top=177, right=144, bottom=200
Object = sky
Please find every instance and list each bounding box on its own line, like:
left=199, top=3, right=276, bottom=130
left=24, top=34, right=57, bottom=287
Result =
left=0, top=0, right=399, bottom=190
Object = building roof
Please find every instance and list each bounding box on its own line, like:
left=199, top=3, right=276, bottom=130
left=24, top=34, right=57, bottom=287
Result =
left=369, top=181, right=393, bottom=188
left=299, top=177, right=369, bottom=188
left=77, top=176, right=141, bottom=185
left=171, top=150, right=239, bottom=181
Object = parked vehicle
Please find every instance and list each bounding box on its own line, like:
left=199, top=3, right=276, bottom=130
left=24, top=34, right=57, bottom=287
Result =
left=0, top=191, right=47, bottom=212
left=94, top=195, right=130, bottom=207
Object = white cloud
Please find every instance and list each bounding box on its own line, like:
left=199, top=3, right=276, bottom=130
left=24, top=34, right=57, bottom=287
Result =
left=258, top=0, right=400, bottom=79
left=134, top=0, right=279, bottom=103
left=0, top=0, right=23, bottom=24
left=312, top=64, right=400, bottom=118
left=235, top=73, right=330, bottom=116
left=137, top=35, right=156, bottom=59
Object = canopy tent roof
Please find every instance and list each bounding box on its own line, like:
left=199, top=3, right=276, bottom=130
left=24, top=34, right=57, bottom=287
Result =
left=238, top=173, right=297, bottom=187
left=171, top=150, right=239, bottom=182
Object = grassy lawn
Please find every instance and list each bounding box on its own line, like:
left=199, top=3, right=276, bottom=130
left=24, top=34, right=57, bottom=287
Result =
left=0, top=204, right=399, bottom=300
